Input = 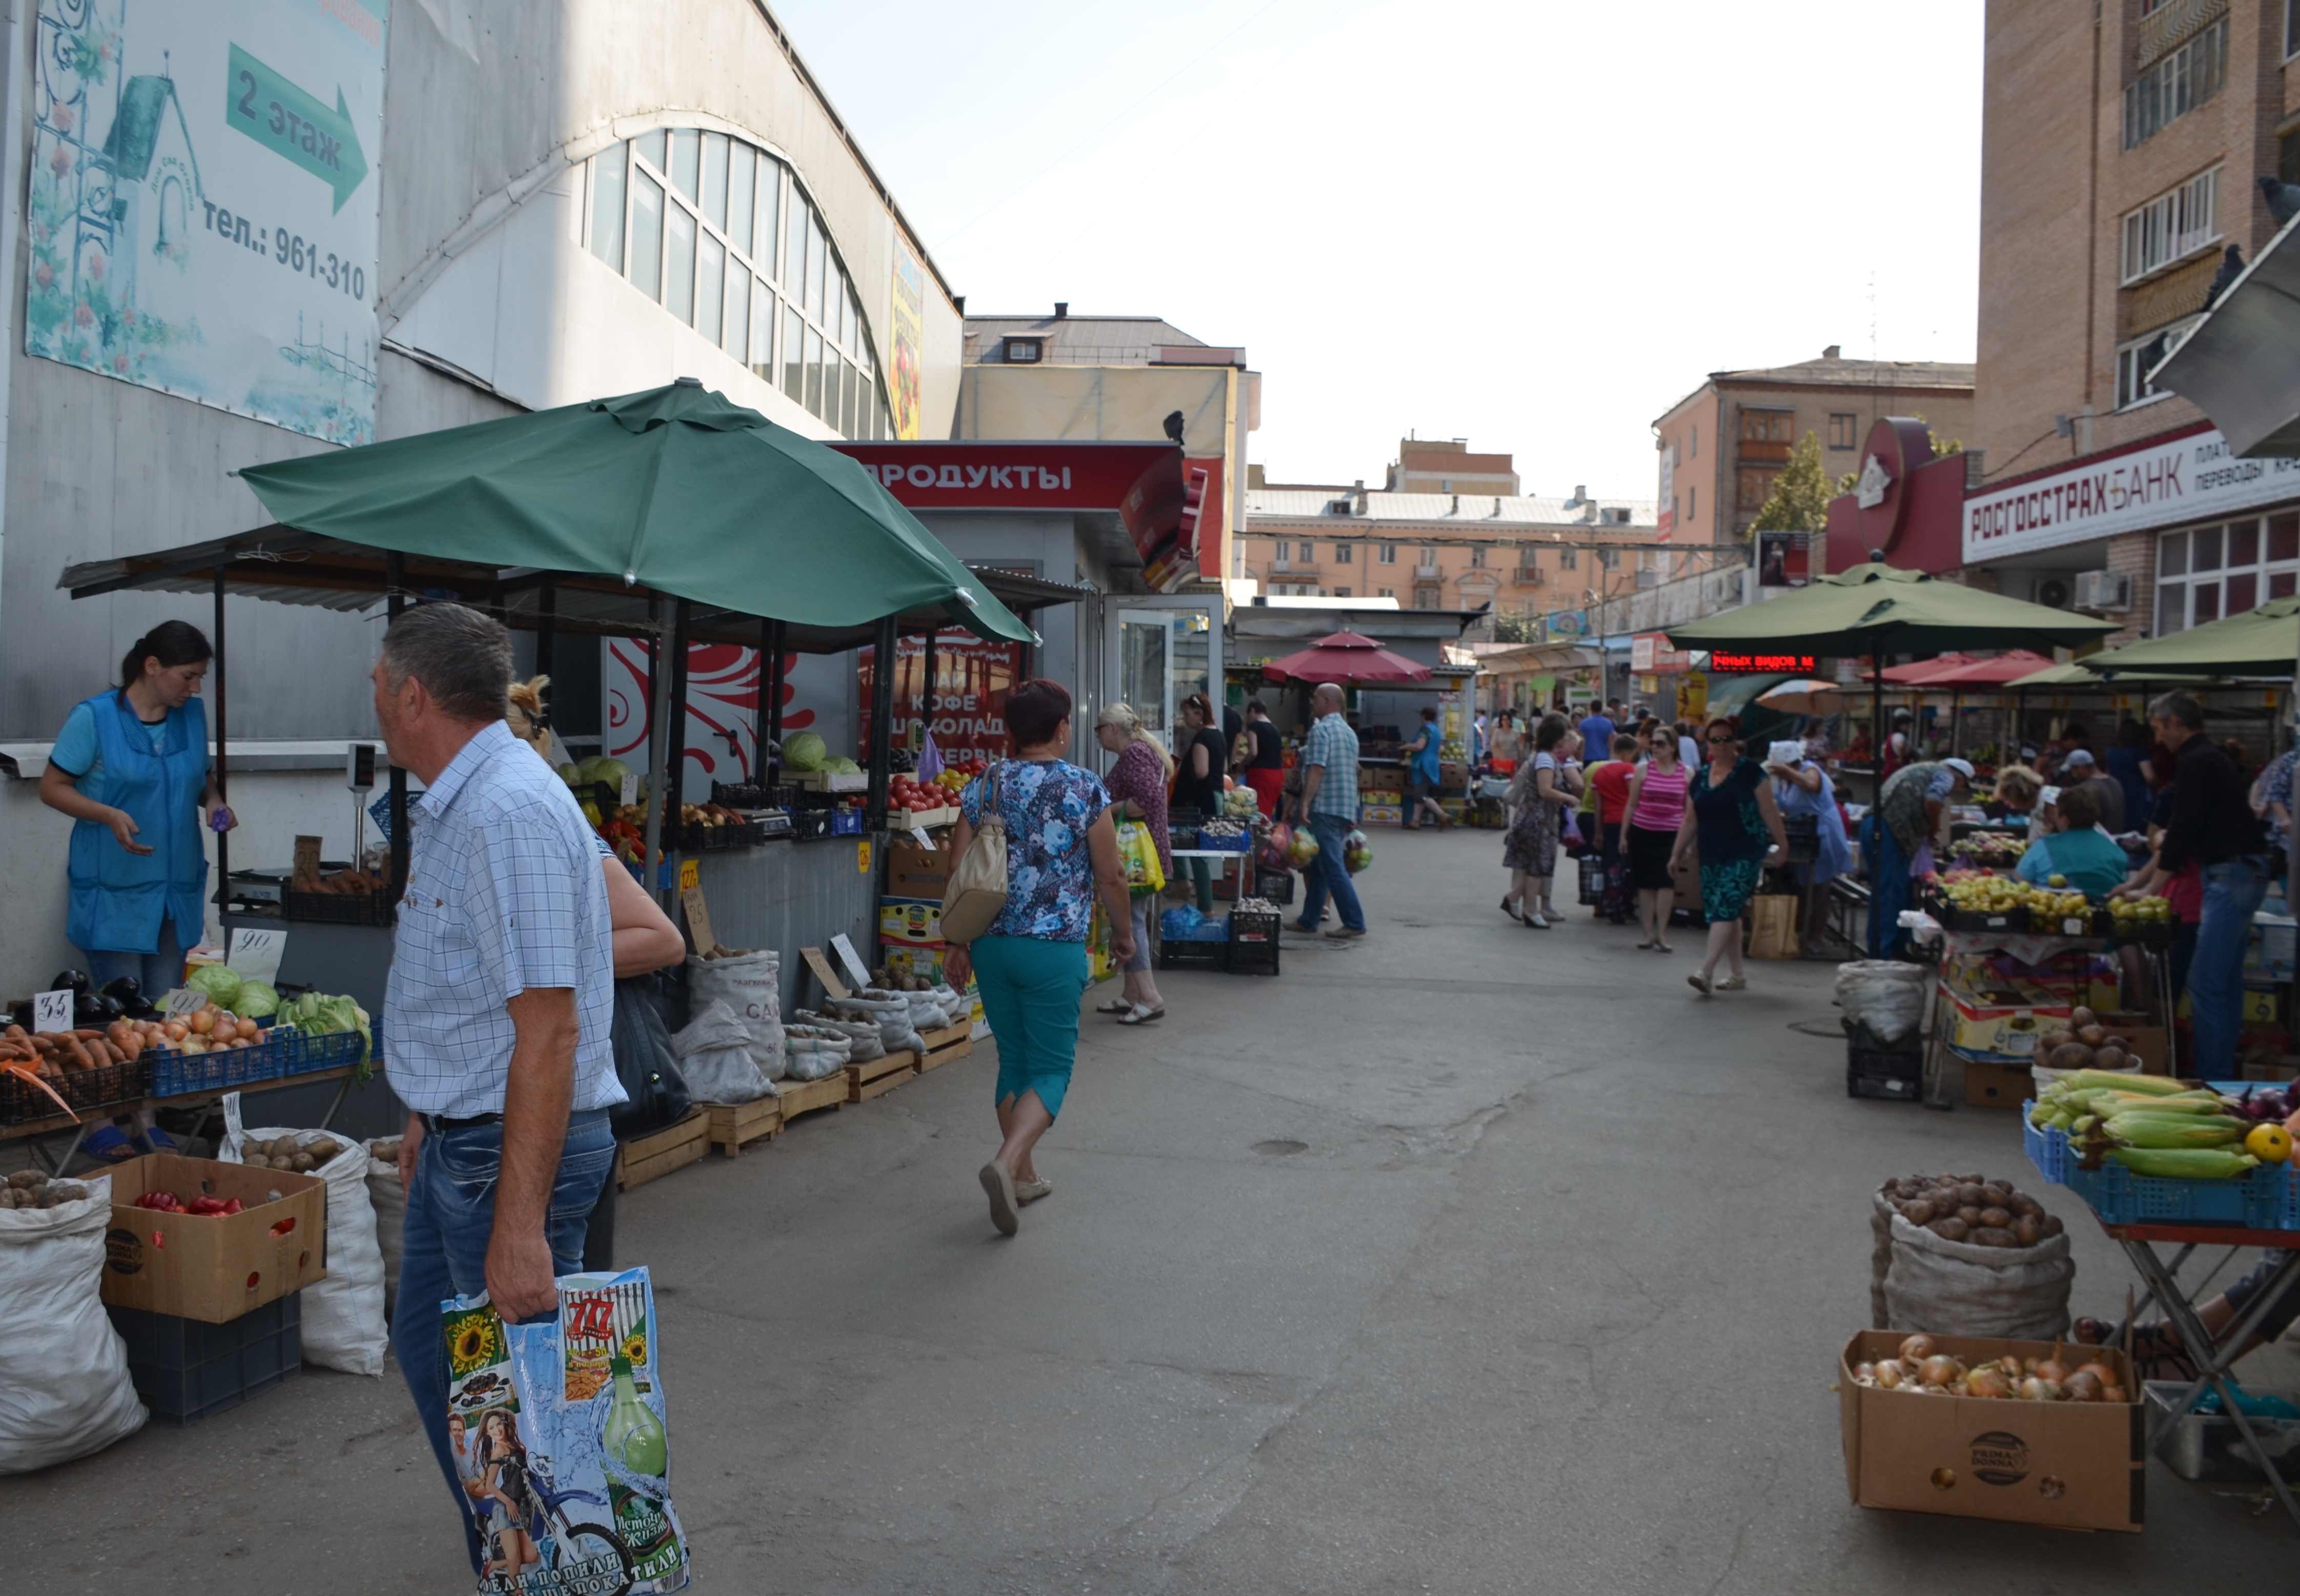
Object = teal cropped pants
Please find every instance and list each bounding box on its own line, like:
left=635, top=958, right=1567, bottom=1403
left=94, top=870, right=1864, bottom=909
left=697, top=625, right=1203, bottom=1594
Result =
left=970, top=935, right=1090, bottom=1120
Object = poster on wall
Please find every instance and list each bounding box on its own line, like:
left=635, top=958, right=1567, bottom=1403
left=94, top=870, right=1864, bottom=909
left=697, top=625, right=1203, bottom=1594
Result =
left=1757, top=531, right=1810, bottom=588
left=27, top=0, right=385, bottom=444
left=887, top=239, right=925, bottom=441
left=857, top=633, right=1022, bottom=761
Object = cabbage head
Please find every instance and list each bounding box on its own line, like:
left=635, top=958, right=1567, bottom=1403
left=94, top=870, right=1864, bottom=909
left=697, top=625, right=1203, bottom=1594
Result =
left=184, top=963, right=242, bottom=1010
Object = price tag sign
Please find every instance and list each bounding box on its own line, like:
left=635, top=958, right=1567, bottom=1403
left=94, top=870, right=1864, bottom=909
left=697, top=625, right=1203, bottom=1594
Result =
left=225, top=927, right=289, bottom=987
left=829, top=933, right=872, bottom=992
left=678, top=858, right=700, bottom=892
left=619, top=773, right=638, bottom=806
left=163, top=988, right=211, bottom=1019
left=857, top=839, right=872, bottom=875
left=682, top=880, right=715, bottom=956
left=32, top=989, right=73, bottom=1034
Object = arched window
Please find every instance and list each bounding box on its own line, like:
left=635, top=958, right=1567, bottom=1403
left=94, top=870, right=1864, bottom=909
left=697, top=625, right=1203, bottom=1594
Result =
left=582, top=127, right=890, bottom=439
left=155, top=171, right=188, bottom=256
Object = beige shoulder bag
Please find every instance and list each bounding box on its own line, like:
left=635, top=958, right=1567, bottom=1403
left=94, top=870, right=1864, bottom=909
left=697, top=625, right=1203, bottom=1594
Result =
left=940, top=763, right=1010, bottom=945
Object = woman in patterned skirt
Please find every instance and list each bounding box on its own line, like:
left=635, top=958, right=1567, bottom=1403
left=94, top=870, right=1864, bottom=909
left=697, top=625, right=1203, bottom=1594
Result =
left=1672, top=718, right=1788, bottom=995
left=1500, top=713, right=1582, bottom=928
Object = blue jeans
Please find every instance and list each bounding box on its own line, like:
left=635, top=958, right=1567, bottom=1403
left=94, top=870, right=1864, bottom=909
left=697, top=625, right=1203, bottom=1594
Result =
left=2190, top=855, right=2270, bottom=1074
left=389, top=1109, right=615, bottom=1576
left=1296, top=812, right=1365, bottom=933
left=80, top=924, right=184, bottom=998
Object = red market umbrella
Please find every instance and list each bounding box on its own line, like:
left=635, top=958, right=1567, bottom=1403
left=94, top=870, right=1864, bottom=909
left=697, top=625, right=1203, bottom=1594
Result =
left=1879, top=652, right=1974, bottom=685
left=1262, top=630, right=1433, bottom=685
left=1923, top=649, right=2058, bottom=688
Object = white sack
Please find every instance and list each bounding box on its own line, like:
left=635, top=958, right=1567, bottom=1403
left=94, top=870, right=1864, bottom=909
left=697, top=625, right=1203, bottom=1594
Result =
left=0, top=1176, right=146, bottom=1471
left=221, top=1096, right=387, bottom=1376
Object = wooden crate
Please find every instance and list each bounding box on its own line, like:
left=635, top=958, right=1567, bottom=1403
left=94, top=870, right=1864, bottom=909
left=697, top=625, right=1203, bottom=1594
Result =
left=705, top=1097, right=782, bottom=1158
left=776, top=1072, right=847, bottom=1125
left=615, top=1109, right=708, bottom=1191
left=917, top=1021, right=973, bottom=1073
left=847, top=1047, right=916, bottom=1103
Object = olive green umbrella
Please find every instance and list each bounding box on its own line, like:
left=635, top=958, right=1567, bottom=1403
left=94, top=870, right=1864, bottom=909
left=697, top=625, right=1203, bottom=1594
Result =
left=1668, top=563, right=2118, bottom=954
left=232, top=379, right=1034, bottom=645
left=2073, top=595, right=2300, bottom=679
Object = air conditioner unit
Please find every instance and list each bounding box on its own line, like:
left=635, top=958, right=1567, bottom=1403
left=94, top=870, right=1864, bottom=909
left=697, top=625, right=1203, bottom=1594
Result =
left=2073, top=570, right=2131, bottom=612
left=2034, top=575, right=2073, bottom=610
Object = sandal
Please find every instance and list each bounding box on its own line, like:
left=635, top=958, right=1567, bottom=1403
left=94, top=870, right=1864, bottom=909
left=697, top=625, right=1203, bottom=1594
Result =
left=1117, top=1004, right=1165, bottom=1025
left=2072, top=1317, right=2198, bottom=1382
left=1095, top=1000, right=1134, bottom=1015
left=1687, top=973, right=1712, bottom=996
left=1716, top=975, right=1747, bottom=992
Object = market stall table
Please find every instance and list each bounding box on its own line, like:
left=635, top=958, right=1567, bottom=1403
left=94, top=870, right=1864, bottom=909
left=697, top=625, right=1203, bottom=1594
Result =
left=2092, top=1216, right=2300, bottom=1531
left=1, top=1065, right=363, bottom=1173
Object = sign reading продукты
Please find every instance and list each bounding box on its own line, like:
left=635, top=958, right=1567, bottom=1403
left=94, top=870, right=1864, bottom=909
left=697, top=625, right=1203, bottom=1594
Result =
left=26, top=0, right=386, bottom=446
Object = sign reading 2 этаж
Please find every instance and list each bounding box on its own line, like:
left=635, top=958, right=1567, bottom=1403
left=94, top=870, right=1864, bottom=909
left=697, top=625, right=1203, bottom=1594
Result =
left=27, top=0, right=386, bottom=445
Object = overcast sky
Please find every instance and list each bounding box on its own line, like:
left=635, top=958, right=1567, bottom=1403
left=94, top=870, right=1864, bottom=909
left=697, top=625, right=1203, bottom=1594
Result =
left=770, top=0, right=1984, bottom=503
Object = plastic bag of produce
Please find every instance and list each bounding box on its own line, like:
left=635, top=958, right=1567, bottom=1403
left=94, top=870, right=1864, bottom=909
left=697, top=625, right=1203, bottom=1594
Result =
left=670, top=1002, right=775, bottom=1105
left=221, top=1095, right=389, bottom=1377
left=610, top=976, right=692, bottom=1139
left=0, top=1174, right=145, bottom=1472
left=793, top=1008, right=884, bottom=1061
left=1881, top=1210, right=2074, bottom=1339
left=366, top=1136, right=407, bottom=1317
left=685, top=948, right=784, bottom=1083
left=1834, top=960, right=1929, bottom=1047
left=442, top=1266, right=689, bottom=1593
left=783, top=1026, right=853, bottom=1081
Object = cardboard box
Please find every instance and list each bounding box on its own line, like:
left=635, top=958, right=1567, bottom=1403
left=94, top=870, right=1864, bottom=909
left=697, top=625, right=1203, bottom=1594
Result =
left=102, top=1154, right=327, bottom=1324
left=881, top=942, right=948, bottom=984
left=1839, top=1331, right=2143, bottom=1532
left=2176, top=989, right=2284, bottom=1025
left=1944, top=990, right=2066, bottom=1062
left=884, top=837, right=950, bottom=898
left=2240, top=1058, right=2300, bottom=1082
left=878, top=897, right=941, bottom=945
left=1963, top=1060, right=2031, bottom=1109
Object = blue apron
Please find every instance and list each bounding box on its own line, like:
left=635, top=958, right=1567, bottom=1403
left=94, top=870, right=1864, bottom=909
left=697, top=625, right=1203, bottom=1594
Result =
left=65, top=691, right=209, bottom=954
left=1411, top=729, right=1442, bottom=785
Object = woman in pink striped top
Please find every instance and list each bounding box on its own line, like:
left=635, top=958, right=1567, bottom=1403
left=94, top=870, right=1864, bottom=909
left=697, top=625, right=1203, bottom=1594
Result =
left=1623, top=727, right=1690, bottom=952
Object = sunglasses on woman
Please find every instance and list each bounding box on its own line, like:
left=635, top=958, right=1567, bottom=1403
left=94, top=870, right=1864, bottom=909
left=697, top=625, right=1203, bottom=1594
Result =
left=1707, top=733, right=1734, bottom=743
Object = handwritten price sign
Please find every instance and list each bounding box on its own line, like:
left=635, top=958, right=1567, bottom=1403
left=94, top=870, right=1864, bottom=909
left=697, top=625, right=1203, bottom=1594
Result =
left=32, top=989, right=73, bottom=1035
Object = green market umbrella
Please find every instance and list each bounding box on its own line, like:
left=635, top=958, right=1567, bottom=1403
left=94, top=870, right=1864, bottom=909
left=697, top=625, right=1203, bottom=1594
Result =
left=232, top=379, right=1034, bottom=645
left=2073, top=595, right=2300, bottom=679
left=1668, top=563, right=2118, bottom=954
left=2004, top=661, right=2102, bottom=689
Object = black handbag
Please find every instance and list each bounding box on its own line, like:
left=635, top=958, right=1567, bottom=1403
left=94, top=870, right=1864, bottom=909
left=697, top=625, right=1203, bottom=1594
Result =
left=608, top=974, right=691, bottom=1139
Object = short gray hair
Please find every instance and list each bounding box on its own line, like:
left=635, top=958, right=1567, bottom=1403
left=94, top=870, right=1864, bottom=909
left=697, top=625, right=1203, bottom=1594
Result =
left=2147, top=689, right=2204, bottom=730
left=382, top=602, right=511, bottom=724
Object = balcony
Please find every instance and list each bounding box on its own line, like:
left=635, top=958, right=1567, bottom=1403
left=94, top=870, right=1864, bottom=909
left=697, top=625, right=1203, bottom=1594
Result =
left=1414, top=562, right=1441, bottom=579
left=1736, top=439, right=1793, bottom=465
left=1512, top=565, right=1546, bottom=586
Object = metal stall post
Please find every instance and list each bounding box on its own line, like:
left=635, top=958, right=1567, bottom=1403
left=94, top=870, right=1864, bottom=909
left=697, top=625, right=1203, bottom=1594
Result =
left=866, top=613, right=898, bottom=831
left=666, top=599, right=692, bottom=850
left=536, top=579, right=556, bottom=688
left=919, top=626, right=940, bottom=758
left=759, top=617, right=785, bottom=783
left=1867, top=630, right=1885, bottom=957
left=386, top=554, right=409, bottom=899
left=640, top=598, right=671, bottom=906
left=212, top=571, right=230, bottom=904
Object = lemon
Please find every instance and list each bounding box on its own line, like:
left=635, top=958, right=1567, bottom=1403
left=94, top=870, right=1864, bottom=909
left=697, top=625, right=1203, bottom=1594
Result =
left=2245, top=1123, right=2293, bottom=1164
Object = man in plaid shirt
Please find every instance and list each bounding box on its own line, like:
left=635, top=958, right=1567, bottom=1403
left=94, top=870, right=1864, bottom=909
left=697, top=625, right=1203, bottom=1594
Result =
left=1293, top=682, right=1367, bottom=938
left=373, top=603, right=624, bottom=1579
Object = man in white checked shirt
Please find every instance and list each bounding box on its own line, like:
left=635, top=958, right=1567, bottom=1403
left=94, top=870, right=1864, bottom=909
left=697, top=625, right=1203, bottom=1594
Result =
left=372, top=603, right=625, bottom=1580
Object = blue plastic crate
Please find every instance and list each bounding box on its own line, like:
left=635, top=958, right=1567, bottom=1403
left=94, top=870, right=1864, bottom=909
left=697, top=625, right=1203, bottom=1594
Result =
left=1193, top=829, right=1253, bottom=852
left=285, top=1028, right=367, bottom=1077
left=830, top=809, right=864, bottom=836
left=146, top=1032, right=290, bottom=1099
left=2021, top=1105, right=2071, bottom=1184
left=109, top=1292, right=302, bottom=1425
left=2065, top=1155, right=2289, bottom=1228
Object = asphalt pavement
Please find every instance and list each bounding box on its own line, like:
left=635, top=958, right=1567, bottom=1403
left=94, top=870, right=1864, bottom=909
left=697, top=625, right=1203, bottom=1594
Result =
left=10, top=829, right=2300, bottom=1592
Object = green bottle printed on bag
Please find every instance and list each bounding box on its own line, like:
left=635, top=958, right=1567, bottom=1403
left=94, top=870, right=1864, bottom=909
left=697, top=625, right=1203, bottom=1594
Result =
left=602, top=1353, right=682, bottom=1578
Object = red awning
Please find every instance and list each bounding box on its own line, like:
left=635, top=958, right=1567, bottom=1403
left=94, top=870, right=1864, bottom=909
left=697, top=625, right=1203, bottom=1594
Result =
left=1923, top=650, right=2060, bottom=687
left=1262, top=630, right=1433, bottom=685
left=1879, top=652, right=1975, bottom=684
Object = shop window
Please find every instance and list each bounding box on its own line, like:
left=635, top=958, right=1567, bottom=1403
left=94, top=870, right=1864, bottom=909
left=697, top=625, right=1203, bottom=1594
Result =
left=1828, top=413, right=1857, bottom=449
left=2154, top=515, right=2300, bottom=632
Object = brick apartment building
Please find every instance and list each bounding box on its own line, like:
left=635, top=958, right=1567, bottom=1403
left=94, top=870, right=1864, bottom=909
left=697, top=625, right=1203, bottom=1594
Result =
left=1239, top=440, right=1671, bottom=626
left=1960, top=0, right=2300, bottom=641
left=1650, top=349, right=1976, bottom=546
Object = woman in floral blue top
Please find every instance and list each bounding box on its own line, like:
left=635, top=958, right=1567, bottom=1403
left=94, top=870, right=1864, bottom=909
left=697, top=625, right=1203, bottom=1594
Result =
left=945, top=680, right=1134, bottom=1236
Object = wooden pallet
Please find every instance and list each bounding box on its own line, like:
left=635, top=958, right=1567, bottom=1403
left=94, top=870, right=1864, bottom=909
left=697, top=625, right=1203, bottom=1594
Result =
left=615, top=1109, right=708, bottom=1191
left=705, top=1097, right=782, bottom=1158
left=846, top=1047, right=916, bottom=1103
left=776, top=1072, right=847, bottom=1124
left=916, top=1021, right=973, bottom=1073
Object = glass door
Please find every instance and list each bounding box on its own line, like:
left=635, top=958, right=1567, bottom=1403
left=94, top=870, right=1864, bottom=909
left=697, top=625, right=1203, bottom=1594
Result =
left=1102, top=597, right=1224, bottom=772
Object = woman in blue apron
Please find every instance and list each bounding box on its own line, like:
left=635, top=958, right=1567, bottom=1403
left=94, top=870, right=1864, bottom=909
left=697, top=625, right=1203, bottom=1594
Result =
left=38, top=622, right=234, bottom=992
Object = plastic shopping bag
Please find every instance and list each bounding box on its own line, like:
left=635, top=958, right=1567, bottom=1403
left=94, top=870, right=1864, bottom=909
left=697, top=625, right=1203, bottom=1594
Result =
left=1115, top=820, right=1165, bottom=892
left=442, top=1266, right=689, bottom=1593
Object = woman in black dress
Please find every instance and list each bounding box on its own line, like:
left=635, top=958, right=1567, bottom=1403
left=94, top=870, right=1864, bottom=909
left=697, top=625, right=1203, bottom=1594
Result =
left=1176, top=693, right=1228, bottom=914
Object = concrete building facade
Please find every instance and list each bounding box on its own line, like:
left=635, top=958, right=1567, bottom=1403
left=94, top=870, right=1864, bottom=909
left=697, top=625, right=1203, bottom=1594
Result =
left=1967, top=0, right=2300, bottom=641
left=0, top=0, right=973, bottom=980
left=1650, top=350, right=1976, bottom=545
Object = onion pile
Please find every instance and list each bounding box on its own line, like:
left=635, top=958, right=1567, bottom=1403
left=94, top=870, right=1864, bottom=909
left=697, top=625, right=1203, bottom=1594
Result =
left=1880, top=1172, right=2064, bottom=1248
left=1851, top=1334, right=2126, bottom=1402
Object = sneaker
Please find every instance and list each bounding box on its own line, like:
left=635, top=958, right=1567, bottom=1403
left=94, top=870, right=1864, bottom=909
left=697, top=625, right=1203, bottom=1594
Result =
left=978, top=1160, right=1019, bottom=1236
left=1324, top=926, right=1366, bottom=939
left=1016, top=1176, right=1052, bottom=1204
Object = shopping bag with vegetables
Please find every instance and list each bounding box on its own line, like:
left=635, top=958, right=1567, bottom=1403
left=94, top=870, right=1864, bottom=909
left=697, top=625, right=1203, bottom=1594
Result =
left=442, top=1265, right=690, bottom=1593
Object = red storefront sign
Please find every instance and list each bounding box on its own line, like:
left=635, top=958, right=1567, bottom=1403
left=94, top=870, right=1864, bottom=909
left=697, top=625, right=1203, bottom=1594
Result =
left=1707, top=650, right=1816, bottom=674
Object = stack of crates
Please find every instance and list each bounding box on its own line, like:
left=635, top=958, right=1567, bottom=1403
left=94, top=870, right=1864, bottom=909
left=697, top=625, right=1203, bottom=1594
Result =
left=1228, top=907, right=1283, bottom=976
